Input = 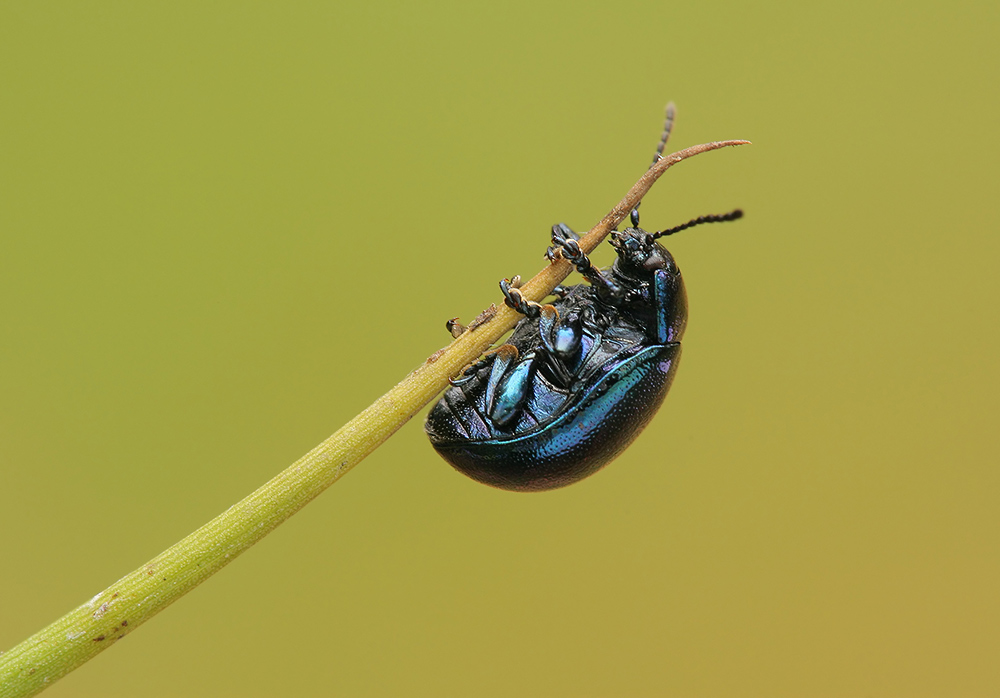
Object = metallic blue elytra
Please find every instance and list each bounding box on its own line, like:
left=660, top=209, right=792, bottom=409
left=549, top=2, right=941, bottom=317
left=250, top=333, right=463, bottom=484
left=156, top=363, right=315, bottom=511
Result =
left=425, top=205, right=741, bottom=492
left=429, top=339, right=681, bottom=491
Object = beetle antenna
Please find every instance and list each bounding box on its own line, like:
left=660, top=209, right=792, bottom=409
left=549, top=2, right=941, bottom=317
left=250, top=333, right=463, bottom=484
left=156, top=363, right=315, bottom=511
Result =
left=651, top=101, right=676, bottom=168
left=651, top=209, right=744, bottom=239
left=627, top=102, right=678, bottom=230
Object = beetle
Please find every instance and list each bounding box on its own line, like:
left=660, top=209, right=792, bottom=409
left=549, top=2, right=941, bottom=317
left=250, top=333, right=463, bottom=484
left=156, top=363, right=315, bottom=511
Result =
left=425, top=109, right=743, bottom=491
left=424, top=205, right=741, bottom=491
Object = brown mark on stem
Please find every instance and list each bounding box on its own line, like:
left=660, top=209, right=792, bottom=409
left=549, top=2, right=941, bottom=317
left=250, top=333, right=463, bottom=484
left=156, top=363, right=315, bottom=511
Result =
left=467, top=304, right=498, bottom=331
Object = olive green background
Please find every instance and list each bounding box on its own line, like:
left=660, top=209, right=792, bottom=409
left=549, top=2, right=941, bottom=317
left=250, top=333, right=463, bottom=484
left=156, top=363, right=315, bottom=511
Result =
left=1, top=1, right=997, bottom=696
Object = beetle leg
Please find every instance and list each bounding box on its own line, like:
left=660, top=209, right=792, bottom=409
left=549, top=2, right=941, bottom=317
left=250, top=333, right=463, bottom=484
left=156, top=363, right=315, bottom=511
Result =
left=539, top=305, right=582, bottom=362
left=449, top=350, right=499, bottom=386
left=550, top=224, right=622, bottom=300
left=555, top=237, right=624, bottom=302
left=547, top=222, right=581, bottom=261
left=553, top=222, right=580, bottom=242
left=554, top=236, right=590, bottom=271
left=536, top=304, right=581, bottom=386
left=550, top=284, right=571, bottom=299
left=500, top=278, right=542, bottom=318
left=479, top=344, right=537, bottom=428
left=483, top=345, right=517, bottom=413
left=488, top=349, right=539, bottom=429
left=449, top=371, right=478, bottom=386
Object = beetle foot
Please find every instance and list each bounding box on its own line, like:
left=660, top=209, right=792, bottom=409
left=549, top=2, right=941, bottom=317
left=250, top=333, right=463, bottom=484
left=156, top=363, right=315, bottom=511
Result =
left=450, top=352, right=497, bottom=386
left=500, top=278, right=542, bottom=318
left=556, top=238, right=594, bottom=274
left=551, top=222, right=580, bottom=244
left=547, top=223, right=581, bottom=262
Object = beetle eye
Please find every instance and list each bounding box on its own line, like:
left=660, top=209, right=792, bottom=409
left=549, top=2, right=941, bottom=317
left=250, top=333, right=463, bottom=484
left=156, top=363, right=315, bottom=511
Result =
left=644, top=233, right=653, bottom=246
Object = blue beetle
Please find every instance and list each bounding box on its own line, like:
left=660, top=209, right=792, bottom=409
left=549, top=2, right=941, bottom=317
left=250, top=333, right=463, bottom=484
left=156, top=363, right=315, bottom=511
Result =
left=425, top=205, right=743, bottom=491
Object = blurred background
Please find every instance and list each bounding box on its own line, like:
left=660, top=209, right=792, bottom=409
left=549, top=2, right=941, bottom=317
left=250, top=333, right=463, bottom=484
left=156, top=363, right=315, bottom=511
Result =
left=1, top=1, right=997, bottom=696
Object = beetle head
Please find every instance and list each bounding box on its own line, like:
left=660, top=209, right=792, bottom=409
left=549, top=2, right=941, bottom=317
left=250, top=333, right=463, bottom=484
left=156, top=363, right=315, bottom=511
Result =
left=609, top=227, right=678, bottom=278
left=610, top=207, right=744, bottom=278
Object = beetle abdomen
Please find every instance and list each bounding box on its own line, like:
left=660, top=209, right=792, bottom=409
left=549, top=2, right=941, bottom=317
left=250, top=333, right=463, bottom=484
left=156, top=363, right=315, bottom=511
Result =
left=428, top=342, right=681, bottom=491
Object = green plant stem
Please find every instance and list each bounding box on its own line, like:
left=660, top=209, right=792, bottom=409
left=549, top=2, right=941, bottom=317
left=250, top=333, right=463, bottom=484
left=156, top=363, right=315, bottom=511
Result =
left=0, top=139, right=748, bottom=698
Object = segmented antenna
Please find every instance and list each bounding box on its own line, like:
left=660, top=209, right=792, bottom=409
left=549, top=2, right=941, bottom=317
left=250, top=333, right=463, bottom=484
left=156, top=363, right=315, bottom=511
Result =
left=650, top=101, right=676, bottom=168
left=651, top=209, right=744, bottom=239
left=630, top=102, right=678, bottom=229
